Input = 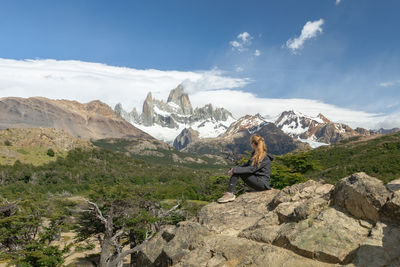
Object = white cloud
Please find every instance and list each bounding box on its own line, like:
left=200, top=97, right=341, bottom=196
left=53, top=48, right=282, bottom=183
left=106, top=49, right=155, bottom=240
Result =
left=0, top=58, right=398, bottom=130
left=254, top=50, right=261, bottom=57
left=335, top=0, right=342, bottom=5
left=235, top=66, right=244, bottom=72
left=379, top=80, right=400, bottom=87
left=230, top=32, right=253, bottom=52
left=0, top=58, right=249, bottom=112
left=238, top=32, right=252, bottom=43
left=379, top=81, right=395, bottom=87
left=190, top=89, right=397, bottom=130
left=286, top=19, right=324, bottom=53
left=230, top=40, right=241, bottom=48
left=181, top=69, right=250, bottom=93
left=375, top=113, right=400, bottom=129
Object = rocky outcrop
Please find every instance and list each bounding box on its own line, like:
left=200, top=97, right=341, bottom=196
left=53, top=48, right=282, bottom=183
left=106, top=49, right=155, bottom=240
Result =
left=0, top=127, right=93, bottom=165
left=0, top=127, right=92, bottom=151
left=173, top=128, right=199, bottom=150
left=0, top=96, right=154, bottom=140
left=134, top=172, right=400, bottom=266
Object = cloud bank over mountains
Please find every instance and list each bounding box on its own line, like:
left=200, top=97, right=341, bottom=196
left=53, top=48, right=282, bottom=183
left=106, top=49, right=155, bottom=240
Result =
left=0, top=58, right=397, bottom=130
left=0, top=58, right=247, bottom=111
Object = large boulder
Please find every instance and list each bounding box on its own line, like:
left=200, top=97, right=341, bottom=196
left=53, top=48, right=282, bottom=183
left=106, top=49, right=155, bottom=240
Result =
left=173, top=127, right=199, bottom=150
left=132, top=225, right=175, bottom=266
left=238, top=212, right=282, bottom=244
left=332, top=172, right=390, bottom=222
left=154, top=221, right=212, bottom=266
left=381, top=178, right=400, bottom=223
left=269, top=180, right=333, bottom=223
left=197, top=190, right=278, bottom=236
left=273, top=208, right=371, bottom=264
left=268, top=180, right=334, bottom=210
left=351, top=222, right=400, bottom=267
left=386, top=178, right=400, bottom=192
left=173, top=235, right=337, bottom=267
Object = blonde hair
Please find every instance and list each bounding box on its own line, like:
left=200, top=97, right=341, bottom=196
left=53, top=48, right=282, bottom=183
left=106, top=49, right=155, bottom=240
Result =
left=250, top=134, right=267, bottom=166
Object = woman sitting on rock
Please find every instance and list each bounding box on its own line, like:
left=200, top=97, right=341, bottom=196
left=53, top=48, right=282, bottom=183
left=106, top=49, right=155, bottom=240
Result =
left=217, top=134, right=273, bottom=203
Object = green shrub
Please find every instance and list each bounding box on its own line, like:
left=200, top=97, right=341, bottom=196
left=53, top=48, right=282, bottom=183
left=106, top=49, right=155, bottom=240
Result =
left=46, top=149, right=55, bottom=157
left=11, top=242, right=64, bottom=267
left=270, top=164, right=307, bottom=189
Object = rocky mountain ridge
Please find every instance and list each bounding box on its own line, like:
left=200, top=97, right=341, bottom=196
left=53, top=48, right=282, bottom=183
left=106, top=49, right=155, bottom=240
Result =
left=0, top=96, right=153, bottom=141
left=275, top=110, right=377, bottom=146
left=114, top=84, right=236, bottom=142
left=133, top=172, right=400, bottom=266
left=179, top=120, right=309, bottom=156
left=116, top=85, right=383, bottom=151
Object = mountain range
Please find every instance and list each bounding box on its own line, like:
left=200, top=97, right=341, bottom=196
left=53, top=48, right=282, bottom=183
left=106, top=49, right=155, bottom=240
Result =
left=0, top=84, right=398, bottom=159
left=114, top=84, right=235, bottom=142
left=115, top=84, right=393, bottom=154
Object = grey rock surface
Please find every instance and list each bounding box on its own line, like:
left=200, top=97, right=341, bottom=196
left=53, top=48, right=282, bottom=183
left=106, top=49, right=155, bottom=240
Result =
left=133, top=173, right=400, bottom=266
left=173, top=127, right=199, bottom=150
left=332, top=172, right=390, bottom=222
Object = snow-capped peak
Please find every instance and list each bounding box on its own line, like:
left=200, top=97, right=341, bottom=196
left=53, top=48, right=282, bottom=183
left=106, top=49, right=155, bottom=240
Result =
left=115, top=84, right=236, bottom=143
left=275, top=110, right=328, bottom=136
left=222, top=114, right=269, bottom=137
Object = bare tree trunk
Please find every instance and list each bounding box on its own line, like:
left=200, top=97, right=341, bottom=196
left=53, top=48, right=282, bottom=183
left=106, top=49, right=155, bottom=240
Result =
left=99, top=207, right=114, bottom=267
left=129, top=231, right=137, bottom=267
left=87, top=200, right=180, bottom=267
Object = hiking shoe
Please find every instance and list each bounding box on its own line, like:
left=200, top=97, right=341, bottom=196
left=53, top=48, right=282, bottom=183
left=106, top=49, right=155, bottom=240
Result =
left=217, top=192, right=236, bottom=203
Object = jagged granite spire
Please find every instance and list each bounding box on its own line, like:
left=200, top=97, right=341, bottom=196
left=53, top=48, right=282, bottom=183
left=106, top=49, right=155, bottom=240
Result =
left=142, top=92, right=154, bottom=126
left=114, top=85, right=236, bottom=143
left=167, top=84, right=193, bottom=115
left=114, top=103, right=140, bottom=124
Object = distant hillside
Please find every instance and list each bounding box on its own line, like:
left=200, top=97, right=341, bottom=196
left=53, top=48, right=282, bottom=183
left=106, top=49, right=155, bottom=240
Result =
left=0, top=96, right=154, bottom=140
left=0, top=127, right=92, bottom=165
left=305, top=132, right=400, bottom=183
left=92, top=138, right=229, bottom=168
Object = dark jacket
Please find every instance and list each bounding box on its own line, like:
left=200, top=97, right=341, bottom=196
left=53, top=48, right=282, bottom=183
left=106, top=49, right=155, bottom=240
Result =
left=233, top=153, right=274, bottom=178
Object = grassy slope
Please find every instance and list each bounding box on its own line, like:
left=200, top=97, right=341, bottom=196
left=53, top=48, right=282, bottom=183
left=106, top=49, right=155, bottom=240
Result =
left=306, top=132, right=400, bottom=183
left=0, top=128, right=91, bottom=166
left=0, top=144, right=68, bottom=165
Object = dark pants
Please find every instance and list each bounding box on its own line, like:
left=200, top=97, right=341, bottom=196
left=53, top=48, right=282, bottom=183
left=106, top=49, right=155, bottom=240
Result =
left=227, top=174, right=271, bottom=193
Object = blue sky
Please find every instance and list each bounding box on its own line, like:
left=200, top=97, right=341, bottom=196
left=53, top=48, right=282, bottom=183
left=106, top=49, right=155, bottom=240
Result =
left=0, top=0, right=400, bottom=128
